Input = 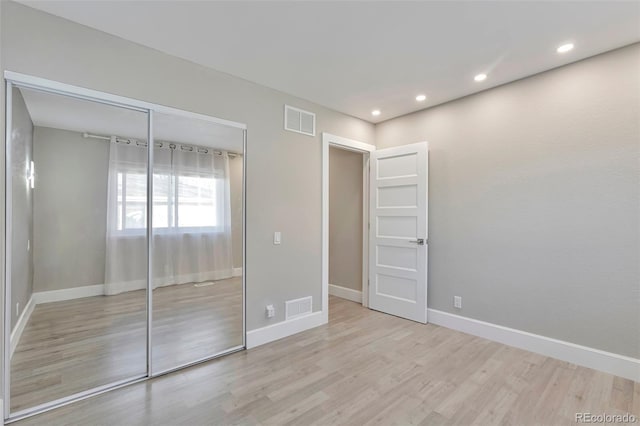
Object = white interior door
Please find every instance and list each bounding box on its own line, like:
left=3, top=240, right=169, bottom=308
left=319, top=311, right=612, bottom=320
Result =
left=369, top=142, right=428, bottom=323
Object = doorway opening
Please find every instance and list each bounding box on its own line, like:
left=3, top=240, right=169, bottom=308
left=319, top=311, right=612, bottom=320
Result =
left=322, top=135, right=429, bottom=325
left=321, top=134, right=375, bottom=320
left=328, top=146, right=365, bottom=304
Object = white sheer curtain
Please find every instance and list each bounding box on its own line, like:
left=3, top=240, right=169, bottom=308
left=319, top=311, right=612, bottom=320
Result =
left=105, top=138, right=233, bottom=295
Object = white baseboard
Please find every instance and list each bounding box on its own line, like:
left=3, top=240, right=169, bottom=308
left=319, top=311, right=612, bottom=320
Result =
left=427, top=308, right=640, bottom=382
left=246, top=311, right=325, bottom=349
left=32, top=270, right=241, bottom=303
left=329, top=284, right=362, bottom=304
left=33, top=284, right=105, bottom=305
left=103, top=279, right=144, bottom=296
left=10, top=295, right=35, bottom=359
left=104, top=269, right=235, bottom=295
left=232, top=267, right=243, bottom=277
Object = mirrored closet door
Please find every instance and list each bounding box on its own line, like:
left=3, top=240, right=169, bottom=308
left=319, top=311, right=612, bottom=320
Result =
left=151, top=112, right=244, bottom=374
left=6, top=86, right=149, bottom=415
left=4, top=74, right=246, bottom=422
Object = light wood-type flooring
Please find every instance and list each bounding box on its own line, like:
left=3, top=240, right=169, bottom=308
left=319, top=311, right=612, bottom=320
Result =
left=10, top=277, right=242, bottom=413
left=15, top=296, right=638, bottom=425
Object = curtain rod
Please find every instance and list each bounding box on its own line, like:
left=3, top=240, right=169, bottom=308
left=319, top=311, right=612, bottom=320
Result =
left=82, top=132, right=241, bottom=157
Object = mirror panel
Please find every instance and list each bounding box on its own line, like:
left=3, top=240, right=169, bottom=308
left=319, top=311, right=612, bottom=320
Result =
left=8, top=86, right=149, bottom=413
left=151, top=111, right=244, bottom=373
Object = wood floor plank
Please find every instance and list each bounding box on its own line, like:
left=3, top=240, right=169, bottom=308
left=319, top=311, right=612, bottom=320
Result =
left=14, top=296, right=638, bottom=425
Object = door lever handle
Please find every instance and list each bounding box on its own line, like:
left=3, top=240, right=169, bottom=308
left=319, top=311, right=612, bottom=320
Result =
left=409, top=238, right=425, bottom=245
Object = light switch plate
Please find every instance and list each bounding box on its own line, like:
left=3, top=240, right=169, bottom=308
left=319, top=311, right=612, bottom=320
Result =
left=274, top=231, right=281, bottom=245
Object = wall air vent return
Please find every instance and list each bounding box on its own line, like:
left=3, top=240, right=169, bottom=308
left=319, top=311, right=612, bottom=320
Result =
left=285, top=296, right=313, bottom=320
left=284, top=105, right=316, bottom=136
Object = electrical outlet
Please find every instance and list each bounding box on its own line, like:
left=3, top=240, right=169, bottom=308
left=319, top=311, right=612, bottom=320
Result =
left=266, top=304, right=275, bottom=318
left=454, top=296, right=462, bottom=309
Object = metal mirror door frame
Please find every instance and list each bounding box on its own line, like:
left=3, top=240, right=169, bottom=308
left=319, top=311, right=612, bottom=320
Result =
left=2, top=71, right=247, bottom=423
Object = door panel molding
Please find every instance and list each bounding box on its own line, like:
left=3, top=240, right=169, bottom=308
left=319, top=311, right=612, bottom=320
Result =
left=369, top=142, right=428, bottom=323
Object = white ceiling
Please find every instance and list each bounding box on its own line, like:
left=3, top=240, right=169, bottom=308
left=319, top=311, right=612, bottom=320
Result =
left=19, top=87, right=244, bottom=152
left=17, top=1, right=640, bottom=123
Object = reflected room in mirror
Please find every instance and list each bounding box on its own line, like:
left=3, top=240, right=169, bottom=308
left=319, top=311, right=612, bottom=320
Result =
left=150, top=112, right=244, bottom=373
left=8, top=86, right=149, bottom=413
left=6, top=85, right=244, bottom=416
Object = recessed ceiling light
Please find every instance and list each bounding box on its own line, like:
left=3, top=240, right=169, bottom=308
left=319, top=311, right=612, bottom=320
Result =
left=371, top=109, right=381, bottom=116
left=557, top=43, right=574, bottom=53
left=474, top=73, right=487, bottom=82
left=415, top=94, right=427, bottom=102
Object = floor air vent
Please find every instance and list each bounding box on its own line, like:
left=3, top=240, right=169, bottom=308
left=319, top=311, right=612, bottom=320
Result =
left=284, top=105, right=316, bottom=136
left=285, top=296, right=313, bottom=320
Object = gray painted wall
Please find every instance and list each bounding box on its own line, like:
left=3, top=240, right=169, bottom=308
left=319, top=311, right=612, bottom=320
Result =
left=329, top=146, right=363, bottom=292
left=376, top=44, right=640, bottom=358
left=1, top=1, right=375, bottom=330
left=32, top=126, right=245, bottom=292
left=32, top=126, right=109, bottom=292
left=9, top=87, right=34, bottom=329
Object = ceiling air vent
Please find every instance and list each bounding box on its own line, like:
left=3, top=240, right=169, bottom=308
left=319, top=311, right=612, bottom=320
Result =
left=284, top=105, right=316, bottom=137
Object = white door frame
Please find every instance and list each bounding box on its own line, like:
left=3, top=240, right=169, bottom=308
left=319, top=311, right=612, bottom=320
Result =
left=321, top=133, right=375, bottom=321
